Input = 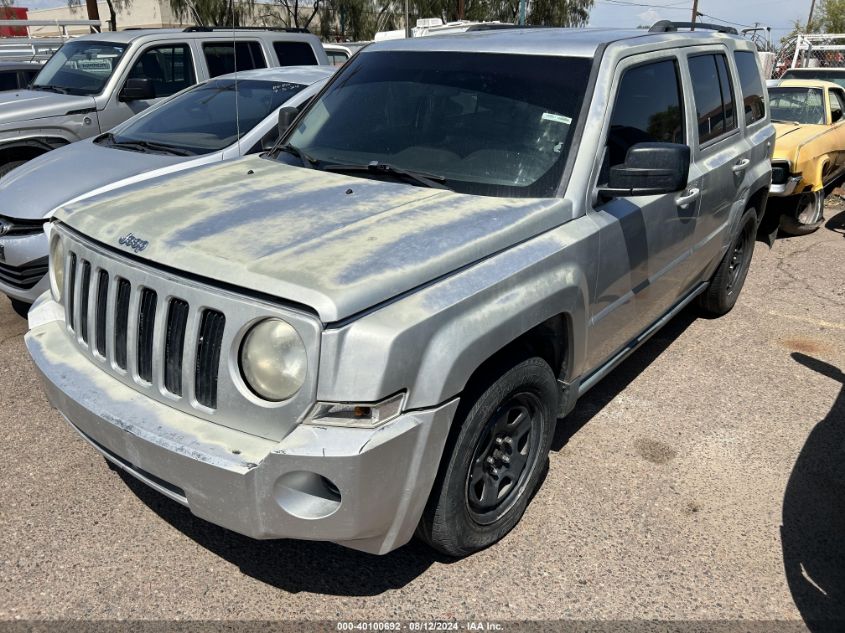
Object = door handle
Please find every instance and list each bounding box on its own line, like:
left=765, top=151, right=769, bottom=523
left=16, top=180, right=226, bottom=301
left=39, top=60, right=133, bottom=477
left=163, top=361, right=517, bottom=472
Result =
left=732, top=158, right=751, bottom=173
left=675, top=187, right=700, bottom=208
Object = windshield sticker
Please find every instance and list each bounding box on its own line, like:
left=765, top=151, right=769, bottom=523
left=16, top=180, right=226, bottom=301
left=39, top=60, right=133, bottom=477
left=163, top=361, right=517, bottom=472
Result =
left=542, top=112, right=572, bottom=125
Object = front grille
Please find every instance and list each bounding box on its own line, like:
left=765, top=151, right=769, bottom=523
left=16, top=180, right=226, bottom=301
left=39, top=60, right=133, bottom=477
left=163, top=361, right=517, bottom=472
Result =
left=0, top=215, right=46, bottom=237
left=57, top=226, right=321, bottom=441
left=0, top=256, right=48, bottom=290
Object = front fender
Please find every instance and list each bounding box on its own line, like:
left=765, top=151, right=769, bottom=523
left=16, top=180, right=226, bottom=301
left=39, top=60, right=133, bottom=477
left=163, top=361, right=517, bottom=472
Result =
left=317, top=222, right=597, bottom=409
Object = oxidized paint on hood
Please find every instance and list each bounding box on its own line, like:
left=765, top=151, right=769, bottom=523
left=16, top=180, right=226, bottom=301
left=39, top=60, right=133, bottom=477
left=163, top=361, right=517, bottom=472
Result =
left=0, top=90, right=96, bottom=127
left=57, top=155, right=574, bottom=323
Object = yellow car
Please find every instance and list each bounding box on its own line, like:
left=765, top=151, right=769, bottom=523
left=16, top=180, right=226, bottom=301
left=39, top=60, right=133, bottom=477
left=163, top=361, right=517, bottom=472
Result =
left=769, top=78, right=845, bottom=234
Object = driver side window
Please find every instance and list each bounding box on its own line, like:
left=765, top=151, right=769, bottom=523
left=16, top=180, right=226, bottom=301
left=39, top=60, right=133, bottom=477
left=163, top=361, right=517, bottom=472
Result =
left=126, top=44, right=195, bottom=99
left=600, top=59, right=684, bottom=183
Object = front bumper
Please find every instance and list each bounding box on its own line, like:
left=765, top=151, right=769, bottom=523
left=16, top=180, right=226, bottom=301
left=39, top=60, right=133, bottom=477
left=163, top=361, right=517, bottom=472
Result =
left=0, top=230, right=49, bottom=303
left=26, top=296, right=458, bottom=554
left=769, top=175, right=803, bottom=197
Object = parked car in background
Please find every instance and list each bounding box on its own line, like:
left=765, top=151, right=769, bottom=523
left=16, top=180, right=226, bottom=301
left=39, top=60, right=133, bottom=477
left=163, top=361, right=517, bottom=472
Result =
left=0, top=65, right=334, bottom=315
left=26, top=24, right=772, bottom=557
left=768, top=78, right=845, bottom=234
left=0, top=28, right=329, bottom=177
left=780, top=67, right=845, bottom=90
left=0, top=61, right=41, bottom=91
left=323, top=43, right=352, bottom=66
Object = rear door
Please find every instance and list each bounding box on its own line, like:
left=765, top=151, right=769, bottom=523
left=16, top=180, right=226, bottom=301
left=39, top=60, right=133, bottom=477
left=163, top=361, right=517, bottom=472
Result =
left=683, top=50, right=749, bottom=273
left=587, top=53, right=699, bottom=368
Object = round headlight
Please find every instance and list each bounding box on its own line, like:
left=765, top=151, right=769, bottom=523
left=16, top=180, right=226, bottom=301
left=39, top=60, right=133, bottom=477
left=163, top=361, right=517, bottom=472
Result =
left=49, top=234, right=64, bottom=301
left=240, top=318, right=307, bottom=402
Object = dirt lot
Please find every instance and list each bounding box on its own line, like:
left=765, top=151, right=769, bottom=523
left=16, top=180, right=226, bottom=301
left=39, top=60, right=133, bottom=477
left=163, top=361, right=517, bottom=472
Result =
left=0, top=209, right=843, bottom=629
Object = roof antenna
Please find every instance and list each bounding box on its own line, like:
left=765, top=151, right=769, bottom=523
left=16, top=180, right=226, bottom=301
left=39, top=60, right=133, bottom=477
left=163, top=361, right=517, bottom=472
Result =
left=232, top=0, right=241, bottom=158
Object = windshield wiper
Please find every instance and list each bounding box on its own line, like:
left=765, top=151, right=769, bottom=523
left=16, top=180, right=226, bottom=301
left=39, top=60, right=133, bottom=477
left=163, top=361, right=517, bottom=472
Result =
left=31, top=84, right=69, bottom=95
left=96, top=134, right=193, bottom=156
left=274, top=143, right=317, bottom=168
left=322, top=161, right=450, bottom=190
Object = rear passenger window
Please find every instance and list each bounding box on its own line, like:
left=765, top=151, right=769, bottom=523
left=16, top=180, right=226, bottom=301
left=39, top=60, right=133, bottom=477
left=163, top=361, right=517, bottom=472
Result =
left=605, top=59, right=684, bottom=171
left=733, top=51, right=766, bottom=125
left=203, top=41, right=266, bottom=77
left=273, top=41, right=318, bottom=66
left=127, top=44, right=195, bottom=98
left=688, top=54, right=738, bottom=143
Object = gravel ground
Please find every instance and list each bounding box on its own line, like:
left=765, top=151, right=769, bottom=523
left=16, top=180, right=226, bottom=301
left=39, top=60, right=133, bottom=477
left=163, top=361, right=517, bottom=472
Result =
left=0, top=209, right=843, bottom=628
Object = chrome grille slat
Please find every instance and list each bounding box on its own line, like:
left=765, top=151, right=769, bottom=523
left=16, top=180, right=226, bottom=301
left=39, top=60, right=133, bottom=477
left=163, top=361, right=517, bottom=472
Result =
left=54, top=226, right=321, bottom=442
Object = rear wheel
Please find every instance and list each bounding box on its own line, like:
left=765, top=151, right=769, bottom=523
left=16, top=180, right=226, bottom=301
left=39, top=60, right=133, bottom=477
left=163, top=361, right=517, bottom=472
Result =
left=417, top=357, right=558, bottom=557
left=697, top=207, right=757, bottom=316
left=780, top=190, right=825, bottom=236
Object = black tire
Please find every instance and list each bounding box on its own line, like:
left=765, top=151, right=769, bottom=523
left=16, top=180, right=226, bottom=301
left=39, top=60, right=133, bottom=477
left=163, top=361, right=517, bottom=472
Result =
left=780, top=189, right=825, bottom=236
left=0, top=160, right=25, bottom=179
left=10, top=298, right=30, bottom=319
left=417, top=357, right=558, bottom=557
left=697, top=207, right=757, bottom=316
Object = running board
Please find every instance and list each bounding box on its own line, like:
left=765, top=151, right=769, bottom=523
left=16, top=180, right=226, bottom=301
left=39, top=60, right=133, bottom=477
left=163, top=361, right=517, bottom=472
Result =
left=578, top=282, right=708, bottom=396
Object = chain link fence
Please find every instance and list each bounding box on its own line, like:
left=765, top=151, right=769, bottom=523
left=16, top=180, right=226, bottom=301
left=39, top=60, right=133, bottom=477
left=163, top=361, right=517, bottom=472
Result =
left=774, top=34, right=845, bottom=78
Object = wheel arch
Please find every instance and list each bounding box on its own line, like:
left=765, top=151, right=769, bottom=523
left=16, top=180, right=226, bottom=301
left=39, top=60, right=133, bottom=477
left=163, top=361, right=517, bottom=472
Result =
left=0, top=138, right=68, bottom=168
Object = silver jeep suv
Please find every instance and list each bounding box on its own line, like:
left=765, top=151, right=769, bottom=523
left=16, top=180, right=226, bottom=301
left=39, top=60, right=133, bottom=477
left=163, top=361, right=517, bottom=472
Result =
left=0, top=28, right=328, bottom=177
left=26, top=24, right=773, bottom=556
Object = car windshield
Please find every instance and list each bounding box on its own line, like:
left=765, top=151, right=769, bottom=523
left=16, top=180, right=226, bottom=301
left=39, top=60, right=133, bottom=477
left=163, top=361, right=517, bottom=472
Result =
left=280, top=51, right=592, bottom=197
left=782, top=69, right=845, bottom=90
left=32, top=40, right=127, bottom=96
left=109, top=78, right=308, bottom=155
left=769, top=87, right=826, bottom=124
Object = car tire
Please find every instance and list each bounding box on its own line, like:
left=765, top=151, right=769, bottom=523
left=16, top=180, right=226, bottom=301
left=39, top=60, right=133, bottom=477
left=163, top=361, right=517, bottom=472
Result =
left=780, top=190, right=825, bottom=236
left=417, top=356, right=558, bottom=557
left=10, top=298, right=30, bottom=319
left=698, top=207, right=757, bottom=317
left=0, top=160, right=25, bottom=179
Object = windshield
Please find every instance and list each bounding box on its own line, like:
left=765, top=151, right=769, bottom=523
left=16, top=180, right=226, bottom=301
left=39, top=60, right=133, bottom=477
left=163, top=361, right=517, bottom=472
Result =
left=33, top=40, right=127, bottom=96
left=782, top=69, right=845, bottom=90
left=280, top=51, right=592, bottom=197
left=109, top=78, right=308, bottom=155
left=769, top=87, right=826, bottom=124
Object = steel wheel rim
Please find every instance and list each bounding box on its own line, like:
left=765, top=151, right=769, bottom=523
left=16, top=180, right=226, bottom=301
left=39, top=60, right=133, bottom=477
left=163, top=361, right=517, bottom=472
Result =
left=726, top=219, right=754, bottom=296
left=797, top=191, right=824, bottom=225
left=465, top=391, right=543, bottom=525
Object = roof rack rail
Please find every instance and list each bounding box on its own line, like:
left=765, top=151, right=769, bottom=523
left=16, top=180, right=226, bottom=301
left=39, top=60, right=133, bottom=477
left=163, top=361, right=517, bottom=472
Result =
left=182, top=26, right=311, bottom=33
left=649, top=20, right=738, bottom=35
left=464, top=23, right=550, bottom=31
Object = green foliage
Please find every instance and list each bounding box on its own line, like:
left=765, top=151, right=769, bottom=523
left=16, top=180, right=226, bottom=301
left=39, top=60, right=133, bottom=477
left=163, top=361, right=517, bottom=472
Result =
left=169, top=0, right=256, bottom=27
left=819, top=0, right=845, bottom=33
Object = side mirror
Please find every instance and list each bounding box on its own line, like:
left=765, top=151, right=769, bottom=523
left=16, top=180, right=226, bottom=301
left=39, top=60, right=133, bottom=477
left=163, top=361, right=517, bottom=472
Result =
left=119, top=77, right=155, bottom=102
left=599, top=142, right=690, bottom=198
left=832, top=108, right=843, bottom=123
left=277, top=106, right=299, bottom=135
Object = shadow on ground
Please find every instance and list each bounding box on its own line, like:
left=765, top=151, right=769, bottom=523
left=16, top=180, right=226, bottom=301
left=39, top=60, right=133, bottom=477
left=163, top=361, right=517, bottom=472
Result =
left=825, top=208, right=845, bottom=236
left=781, top=352, right=845, bottom=632
left=121, top=306, right=699, bottom=594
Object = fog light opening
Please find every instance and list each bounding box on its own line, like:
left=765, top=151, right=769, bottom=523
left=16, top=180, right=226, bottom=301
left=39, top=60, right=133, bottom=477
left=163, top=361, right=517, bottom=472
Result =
left=274, top=471, right=341, bottom=520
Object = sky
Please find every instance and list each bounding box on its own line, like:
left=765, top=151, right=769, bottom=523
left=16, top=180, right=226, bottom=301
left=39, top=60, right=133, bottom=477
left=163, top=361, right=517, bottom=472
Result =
left=588, top=0, right=814, bottom=39
left=17, top=0, right=817, bottom=39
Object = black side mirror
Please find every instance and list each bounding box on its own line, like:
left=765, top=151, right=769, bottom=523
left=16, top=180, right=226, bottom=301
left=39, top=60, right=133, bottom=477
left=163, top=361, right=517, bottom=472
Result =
left=599, top=142, right=690, bottom=198
left=119, top=77, right=155, bottom=102
left=278, top=106, right=299, bottom=135
left=832, top=108, right=843, bottom=123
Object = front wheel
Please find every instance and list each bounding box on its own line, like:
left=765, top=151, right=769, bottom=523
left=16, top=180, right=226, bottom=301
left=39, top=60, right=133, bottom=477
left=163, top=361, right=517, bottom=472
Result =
left=780, top=189, right=825, bottom=236
left=697, top=207, right=757, bottom=317
left=417, top=357, right=558, bottom=557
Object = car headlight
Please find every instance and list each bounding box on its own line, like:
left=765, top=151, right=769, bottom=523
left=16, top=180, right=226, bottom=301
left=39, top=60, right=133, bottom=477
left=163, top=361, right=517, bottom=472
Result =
left=239, top=318, right=307, bottom=401
left=49, top=233, right=64, bottom=302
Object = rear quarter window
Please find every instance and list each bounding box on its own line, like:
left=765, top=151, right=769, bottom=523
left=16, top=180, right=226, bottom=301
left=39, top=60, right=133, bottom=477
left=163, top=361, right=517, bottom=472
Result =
left=203, top=41, right=266, bottom=77
left=734, top=51, right=766, bottom=125
left=273, top=41, right=318, bottom=66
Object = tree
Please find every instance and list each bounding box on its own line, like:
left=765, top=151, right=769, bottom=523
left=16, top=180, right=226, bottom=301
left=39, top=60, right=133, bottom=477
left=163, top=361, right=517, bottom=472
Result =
left=169, top=0, right=256, bottom=27
left=68, top=0, right=128, bottom=31
left=818, top=0, right=845, bottom=33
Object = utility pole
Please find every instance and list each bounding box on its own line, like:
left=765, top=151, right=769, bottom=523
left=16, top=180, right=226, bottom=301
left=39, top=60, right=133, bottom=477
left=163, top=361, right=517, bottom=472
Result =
left=404, top=0, right=411, bottom=38
left=806, top=0, right=816, bottom=32
left=691, top=0, right=699, bottom=30
left=85, top=0, right=100, bottom=24
left=519, top=0, right=526, bottom=25
left=458, top=0, right=465, bottom=21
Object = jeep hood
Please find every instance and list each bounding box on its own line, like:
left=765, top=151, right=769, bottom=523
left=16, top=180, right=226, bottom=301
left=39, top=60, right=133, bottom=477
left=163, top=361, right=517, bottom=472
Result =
left=0, top=90, right=95, bottom=126
left=0, top=139, right=188, bottom=220
left=56, top=156, right=573, bottom=323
